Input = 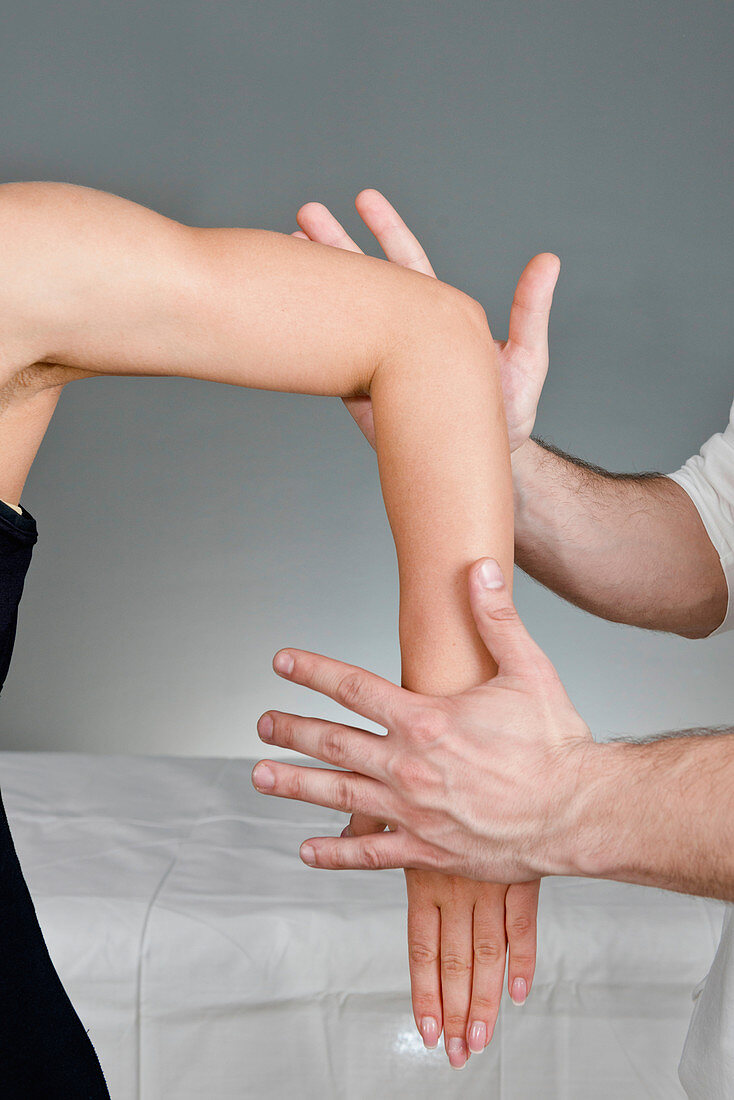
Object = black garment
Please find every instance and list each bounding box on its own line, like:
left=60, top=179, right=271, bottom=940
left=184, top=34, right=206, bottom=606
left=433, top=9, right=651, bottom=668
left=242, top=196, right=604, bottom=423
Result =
left=0, top=501, right=110, bottom=1098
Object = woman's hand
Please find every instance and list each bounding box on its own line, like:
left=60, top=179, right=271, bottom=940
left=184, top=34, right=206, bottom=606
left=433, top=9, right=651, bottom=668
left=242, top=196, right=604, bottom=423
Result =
left=254, top=560, right=594, bottom=1059
left=292, top=188, right=560, bottom=454
left=405, top=874, right=539, bottom=1066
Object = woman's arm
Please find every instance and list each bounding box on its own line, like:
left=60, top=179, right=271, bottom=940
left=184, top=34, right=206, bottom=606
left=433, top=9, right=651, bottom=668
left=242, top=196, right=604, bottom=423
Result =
left=1, top=180, right=512, bottom=688
left=0, top=181, right=515, bottom=1065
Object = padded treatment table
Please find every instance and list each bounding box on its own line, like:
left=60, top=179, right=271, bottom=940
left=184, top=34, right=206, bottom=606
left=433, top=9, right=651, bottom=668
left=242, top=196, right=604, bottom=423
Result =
left=0, top=751, right=725, bottom=1099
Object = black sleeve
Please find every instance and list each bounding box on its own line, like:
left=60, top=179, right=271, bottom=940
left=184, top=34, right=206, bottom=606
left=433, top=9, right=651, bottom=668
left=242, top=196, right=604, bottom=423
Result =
left=0, top=500, right=38, bottom=696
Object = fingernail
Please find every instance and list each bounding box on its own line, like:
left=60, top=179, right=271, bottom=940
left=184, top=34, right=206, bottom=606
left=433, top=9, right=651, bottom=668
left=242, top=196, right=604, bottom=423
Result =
left=447, top=1037, right=467, bottom=1069
left=273, top=651, right=294, bottom=675
left=468, top=1021, right=486, bottom=1053
left=300, top=843, right=316, bottom=866
left=252, top=763, right=275, bottom=791
left=340, top=825, right=353, bottom=838
left=258, top=714, right=274, bottom=742
left=511, top=977, right=527, bottom=1005
left=477, top=559, right=504, bottom=589
left=420, top=1016, right=438, bottom=1049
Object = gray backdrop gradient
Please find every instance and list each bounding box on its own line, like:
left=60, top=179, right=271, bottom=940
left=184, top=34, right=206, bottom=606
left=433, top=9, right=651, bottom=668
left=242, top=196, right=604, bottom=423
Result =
left=1, top=1, right=732, bottom=756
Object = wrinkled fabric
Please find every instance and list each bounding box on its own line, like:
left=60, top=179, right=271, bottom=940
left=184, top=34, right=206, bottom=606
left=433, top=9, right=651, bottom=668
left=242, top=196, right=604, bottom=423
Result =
left=0, top=750, right=724, bottom=1099
left=668, top=397, right=734, bottom=637
left=667, top=397, right=734, bottom=1097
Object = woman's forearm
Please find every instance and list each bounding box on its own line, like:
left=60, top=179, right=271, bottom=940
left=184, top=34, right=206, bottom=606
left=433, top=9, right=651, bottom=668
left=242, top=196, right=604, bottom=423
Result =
left=1, top=180, right=513, bottom=688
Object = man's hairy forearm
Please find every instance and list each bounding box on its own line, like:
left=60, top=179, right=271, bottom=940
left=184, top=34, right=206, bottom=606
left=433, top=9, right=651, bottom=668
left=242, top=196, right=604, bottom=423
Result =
left=511, top=438, right=726, bottom=638
left=562, top=731, right=734, bottom=901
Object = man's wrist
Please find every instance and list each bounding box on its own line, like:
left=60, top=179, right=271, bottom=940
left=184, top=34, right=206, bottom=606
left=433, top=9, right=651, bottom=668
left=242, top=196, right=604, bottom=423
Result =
left=543, top=738, right=626, bottom=880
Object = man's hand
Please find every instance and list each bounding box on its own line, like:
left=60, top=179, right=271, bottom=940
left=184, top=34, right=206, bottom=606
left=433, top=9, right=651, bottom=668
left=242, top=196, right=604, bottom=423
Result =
left=293, top=189, right=560, bottom=453
left=253, top=557, right=593, bottom=882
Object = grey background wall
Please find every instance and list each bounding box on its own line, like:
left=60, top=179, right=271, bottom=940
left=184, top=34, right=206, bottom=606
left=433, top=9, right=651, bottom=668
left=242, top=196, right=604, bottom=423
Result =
left=0, top=1, right=732, bottom=757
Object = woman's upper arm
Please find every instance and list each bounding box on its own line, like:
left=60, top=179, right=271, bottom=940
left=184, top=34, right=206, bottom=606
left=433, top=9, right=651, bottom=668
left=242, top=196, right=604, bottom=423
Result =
left=0, top=181, right=188, bottom=377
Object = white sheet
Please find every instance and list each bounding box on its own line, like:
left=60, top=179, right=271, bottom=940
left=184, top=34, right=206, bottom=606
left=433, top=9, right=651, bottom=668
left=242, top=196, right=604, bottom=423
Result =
left=0, top=751, right=724, bottom=1099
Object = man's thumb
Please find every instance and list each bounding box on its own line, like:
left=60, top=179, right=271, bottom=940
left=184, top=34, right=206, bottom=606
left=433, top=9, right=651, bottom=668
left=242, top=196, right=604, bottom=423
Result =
left=469, top=559, right=547, bottom=678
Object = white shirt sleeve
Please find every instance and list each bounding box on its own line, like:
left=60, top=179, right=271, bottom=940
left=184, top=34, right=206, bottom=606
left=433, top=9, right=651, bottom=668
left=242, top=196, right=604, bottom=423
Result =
left=667, top=399, right=734, bottom=636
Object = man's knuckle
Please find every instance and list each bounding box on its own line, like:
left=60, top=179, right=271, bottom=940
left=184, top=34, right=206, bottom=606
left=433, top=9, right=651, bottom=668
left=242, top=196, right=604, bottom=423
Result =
left=388, top=752, right=429, bottom=792
left=277, top=717, right=296, bottom=750
left=487, top=603, right=519, bottom=624
left=322, top=727, right=346, bottom=765
left=286, top=769, right=303, bottom=800
left=407, top=706, right=448, bottom=745
left=334, top=774, right=353, bottom=811
left=334, top=844, right=353, bottom=869
left=335, top=671, right=366, bottom=709
left=360, top=840, right=384, bottom=870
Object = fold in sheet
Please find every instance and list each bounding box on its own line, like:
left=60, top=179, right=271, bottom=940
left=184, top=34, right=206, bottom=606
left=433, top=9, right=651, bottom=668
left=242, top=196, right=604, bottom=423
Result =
left=0, top=752, right=724, bottom=1099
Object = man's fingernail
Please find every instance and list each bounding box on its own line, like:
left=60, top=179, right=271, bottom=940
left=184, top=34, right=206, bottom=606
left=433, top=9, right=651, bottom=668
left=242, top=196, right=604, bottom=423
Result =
left=273, top=651, right=294, bottom=675
left=258, top=714, right=274, bottom=742
left=511, top=977, right=527, bottom=1005
left=477, top=559, right=504, bottom=589
left=468, top=1021, right=486, bottom=1053
left=300, top=843, right=316, bottom=866
left=447, top=1037, right=467, bottom=1069
left=252, top=763, right=275, bottom=791
left=420, top=1016, right=439, bottom=1049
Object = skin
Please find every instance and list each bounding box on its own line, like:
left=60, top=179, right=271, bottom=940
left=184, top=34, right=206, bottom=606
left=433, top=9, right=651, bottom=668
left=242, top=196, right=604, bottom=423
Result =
left=293, top=191, right=561, bottom=1053
left=294, top=190, right=724, bottom=642
left=510, top=439, right=726, bottom=638
left=0, top=180, right=524, bottom=1068
left=254, top=556, right=734, bottom=900
left=251, top=198, right=732, bottom=922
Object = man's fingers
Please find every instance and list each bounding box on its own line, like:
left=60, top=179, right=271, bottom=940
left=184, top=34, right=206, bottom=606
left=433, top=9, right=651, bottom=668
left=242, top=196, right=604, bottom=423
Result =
left=355, top=189, right=436, bottom=277
left=291, top=230, right=310, bottom=240
left=257, top=710, right=390, bottom=780
left=272, top=647, right=417, bottom=727
left=505, top=880, right=539, bottom=1006
left=297, top=828, right=423, bottom=870
left=506, top=252, right=561, bottom=359
left=296, top=202, right=363, bottom=253
left=466, top=887, right=508, bottom=1053
left=251, top=760, right=394, bottom=819
left=406, top=886, right=443, bottom=1050
left=468, top=559, right=555, bottom=681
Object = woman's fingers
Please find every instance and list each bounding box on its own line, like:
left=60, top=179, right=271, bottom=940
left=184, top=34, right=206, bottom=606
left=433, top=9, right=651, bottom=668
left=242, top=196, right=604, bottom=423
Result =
left=505, top=879, right=540, bottom=1006
left=406, top=875, right=443, bottom=1051
left=296, top=202, right=364, bottom=253
left=466, top=884, right=509, bottom=1053
left=439, top=881, right=476, bottom=1069
left=257, top=710, right=390, bottom=780
left=354, top=190, right=437, bottom=277
left=251, top=760, right=394, bottom=820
